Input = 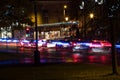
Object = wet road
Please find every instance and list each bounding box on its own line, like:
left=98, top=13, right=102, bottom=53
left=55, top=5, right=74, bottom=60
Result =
left=0, top=45, right=116, bottom=65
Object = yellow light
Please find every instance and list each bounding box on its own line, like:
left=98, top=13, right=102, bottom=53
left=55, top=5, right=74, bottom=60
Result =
left=90, top=13, right=94, bottom=19
left=65, top=17, right=69, bottom=21
left=64, top=5, right=67, bottom=9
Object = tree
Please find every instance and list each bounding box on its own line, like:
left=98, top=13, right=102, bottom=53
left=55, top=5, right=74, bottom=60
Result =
left=0, top=0, right=34, bottom=30
left=106, top=0, right=120, bottom=75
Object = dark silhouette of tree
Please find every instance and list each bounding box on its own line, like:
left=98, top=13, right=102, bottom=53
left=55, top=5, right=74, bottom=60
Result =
left=106, top=0, right=120, bottom=75
left=0, top=0, right=34, bottom=30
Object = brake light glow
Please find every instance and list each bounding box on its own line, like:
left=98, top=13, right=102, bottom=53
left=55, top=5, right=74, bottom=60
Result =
left=20, top=42, right=24, bottom=46
left=72, top=43, right=77, bottom=46
left=90, top=43, right=102, bottom=47
left=101, top=42, right=112, bottom=47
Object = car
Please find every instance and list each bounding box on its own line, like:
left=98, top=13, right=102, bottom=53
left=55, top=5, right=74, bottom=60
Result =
left=56, top=39, right=72, bottom=49
left=88, top=40, right=111, bottom=54
left=46, top=40, right=57, bottom=48
left=20, top=39, right=30, bottom=47
left=72, top=40, right=90, bottom=52
left=20, top=39, right=47, bottom=48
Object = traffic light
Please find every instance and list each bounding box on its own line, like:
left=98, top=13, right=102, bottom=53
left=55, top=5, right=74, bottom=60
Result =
left=26, top=28, right=30, bottom=34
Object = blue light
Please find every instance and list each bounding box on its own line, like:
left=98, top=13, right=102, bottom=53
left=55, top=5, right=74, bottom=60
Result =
left=115, top=44, right=120, bottom=48
left=12, top=39, right=19, bottom=42
left=6, top=39, right=12, bottom=42
left=1, top=39, right=7, bottom=42
left=0, top=38, right=2, bottom=41
left=76, top=42, right=91, bottom=46
left=22, top=40, right=29, bottom=43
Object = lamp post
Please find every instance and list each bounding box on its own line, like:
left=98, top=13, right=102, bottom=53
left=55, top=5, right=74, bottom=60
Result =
left=83, top=12, right=94, bottom=39
left=31, top=0, right=40, bottom=64
left=63, top=5, right=67, bottom=21
left=89, top=13, right=95, bottom=38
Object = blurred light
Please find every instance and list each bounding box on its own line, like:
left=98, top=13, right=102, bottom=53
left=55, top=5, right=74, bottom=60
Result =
left=95, top=0, right=98, bottom=2
left=95, top=0, right=104, bottom=5
left=47, top=43, right=56, bottom=48
left=26, top=27, right=30, bottom=31
left=116, top=44, right=120, bottom=48
left=82, top=1, right=84, bottom=7
left=16, top=22, right=18, bottom=26
left=72, top=53, right=82, bottom=63
left=65, top=17, right=69, bottom=21
left=90, top=13, right=94, bottom=19
left=22, top=39, right=29, bottom=43
left=101, top=55, right=107, bottom=63
left=79, top=1, right=84, bottom=9
left=90, top=43, right=102, bottom=47
left=7, top=39, right=12, bottom=42
left=12, top=39, right=19, bottom=42
left=0, top=38, right=2, bottom=41
left=20, top=58, right=33, bottom=63
left=64, top=5, right=67, bottom=9
left=79, top=6, right=84, bottom=9
left=88, top=56, right=96, bottom=63
left=1, top=39, right=7, bottom=42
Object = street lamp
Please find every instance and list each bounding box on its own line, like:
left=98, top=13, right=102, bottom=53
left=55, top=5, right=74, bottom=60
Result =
left=65, top=16, right=69, bottom=21
left=63, top=5, right=67, bottom=20
left=64, top=5, right=67, bottom=9
left=89, top=13, right=95, bottom=38
left=89, top=13, right=94, bottom=19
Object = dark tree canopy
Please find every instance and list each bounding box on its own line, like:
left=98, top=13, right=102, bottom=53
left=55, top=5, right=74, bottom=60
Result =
left=0, top=0, right=34, bottom=29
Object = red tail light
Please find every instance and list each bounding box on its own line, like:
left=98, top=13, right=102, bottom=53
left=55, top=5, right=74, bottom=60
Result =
left=72, top=43, right=77, bottom=46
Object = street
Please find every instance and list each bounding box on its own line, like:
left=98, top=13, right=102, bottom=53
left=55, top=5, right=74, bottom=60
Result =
left=0, top=43, right=117, bottom=65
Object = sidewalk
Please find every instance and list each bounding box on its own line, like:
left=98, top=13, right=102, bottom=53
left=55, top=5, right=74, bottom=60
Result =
left=0, top=51, right=32, bottom=60
left=0, top=51, right=33, bottom=65
left=0, top=51, right=120, bottom=80
left=0, top=63, right=120, bottom=80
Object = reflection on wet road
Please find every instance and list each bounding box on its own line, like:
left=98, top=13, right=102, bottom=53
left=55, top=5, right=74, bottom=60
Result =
left=39, top=48, right=112, bottom=64
left=0, top=46, right=115, bottom=66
